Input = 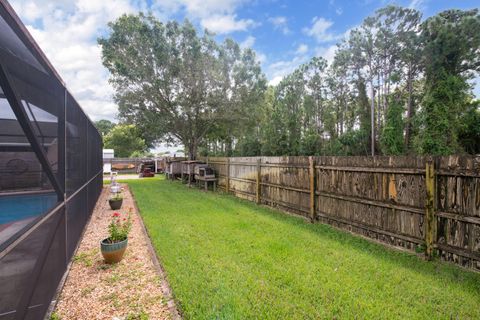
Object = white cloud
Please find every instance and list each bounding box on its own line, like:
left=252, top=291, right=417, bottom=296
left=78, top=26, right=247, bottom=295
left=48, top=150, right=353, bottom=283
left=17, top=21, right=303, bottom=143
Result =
left=167, top=0, right=247, bottom=18
left=296, top=44, right=309, bottom=55
left=240, top=35, right=256, bottom=48
left=315, top=45, right=337, bottom=64
left=154, top=0, right=257, bottom=34
left=201, top=14, right=257, bottom=34
left=471, top=77, right=480, bottom=99
left=238, top=36, right=265, bottom=65
left=8, top=0, right=255, bottom=121
left=265, top=39, right=339, bottom=87
left=303, top=16, right=336, bottom=43
left=408, top=0, right=426, bottom=10
left=328, top=0, right=343, bottom=16
left=255, top=52, right=267, bottom=64
left=266, top=54, right=309, bottom=86
left=9, top=0, right=143, bottom=121
left=269, top=76, right=283, bottom=86
left=268, top=16, right=291, bottom=35
left=239, top=36, right=266, bottom=66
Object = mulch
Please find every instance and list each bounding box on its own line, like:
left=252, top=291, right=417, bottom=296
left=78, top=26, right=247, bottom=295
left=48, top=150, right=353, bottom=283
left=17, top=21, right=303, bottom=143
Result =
left=54, top=185, right=178, bottom=319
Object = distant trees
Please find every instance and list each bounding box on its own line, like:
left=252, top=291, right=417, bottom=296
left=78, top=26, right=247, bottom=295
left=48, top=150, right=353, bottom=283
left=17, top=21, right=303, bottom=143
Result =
left=380, top=94, right=404, bottom=155
left=417, top=9, right=480, bottom=154
left=217, top=6, right=478, bottom=157
left=103, top=124, right=147, bottom=157
left=94, top=120, right=149, bottom=157
left=94, top=119, right=115, bottom=136
left=99, top=14, right=265, bottom=159
left=458, top=100, right=480, bottom=154
left=101, top=6, right=480, bottom=158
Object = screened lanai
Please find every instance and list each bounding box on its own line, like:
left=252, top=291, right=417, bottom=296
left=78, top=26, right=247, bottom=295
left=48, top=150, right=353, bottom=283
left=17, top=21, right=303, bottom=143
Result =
left=0, top=1, right=103, bottom=319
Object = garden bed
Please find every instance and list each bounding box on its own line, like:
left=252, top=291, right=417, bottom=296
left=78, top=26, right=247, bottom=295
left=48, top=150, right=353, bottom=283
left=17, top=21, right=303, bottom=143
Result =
left=54, top=184, right=177, bottom=319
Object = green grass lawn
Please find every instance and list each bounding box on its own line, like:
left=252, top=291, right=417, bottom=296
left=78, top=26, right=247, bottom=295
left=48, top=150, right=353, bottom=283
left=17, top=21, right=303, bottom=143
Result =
left=126, top=177, right=480, bottom=319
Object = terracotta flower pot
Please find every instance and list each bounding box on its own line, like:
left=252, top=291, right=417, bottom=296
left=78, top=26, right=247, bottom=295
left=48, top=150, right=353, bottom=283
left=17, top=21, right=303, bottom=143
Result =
left=109, top=198, right=123, bottom=210
left=100, top=238, right=128, bottom=264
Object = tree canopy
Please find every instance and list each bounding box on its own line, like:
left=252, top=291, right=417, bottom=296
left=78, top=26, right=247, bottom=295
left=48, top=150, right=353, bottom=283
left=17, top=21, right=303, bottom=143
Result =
left=417, top=9, right=480, bottom=154
left=103, top=124, right=147, bottom=158
left=100, top=7, right=480, bottom=158
left=99, top=14, right=265, bottom=159
left=94, top=119, right=115, bottom=136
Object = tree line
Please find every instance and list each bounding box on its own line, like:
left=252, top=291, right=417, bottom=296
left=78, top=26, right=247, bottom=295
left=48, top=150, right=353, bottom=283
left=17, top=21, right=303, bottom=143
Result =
left=98, top=6, right=480, bottom=159
left=95, top=119, right=185, bottom=157
left=95, top=120, right=150, bottom=157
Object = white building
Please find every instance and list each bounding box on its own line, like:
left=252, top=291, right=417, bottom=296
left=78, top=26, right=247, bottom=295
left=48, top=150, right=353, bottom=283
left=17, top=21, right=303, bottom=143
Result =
left=103, top=149, right=114, bottom=173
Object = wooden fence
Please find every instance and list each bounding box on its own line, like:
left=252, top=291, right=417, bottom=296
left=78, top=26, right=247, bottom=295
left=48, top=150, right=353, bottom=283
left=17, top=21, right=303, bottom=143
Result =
left=202, top=156, right=480, bottom=271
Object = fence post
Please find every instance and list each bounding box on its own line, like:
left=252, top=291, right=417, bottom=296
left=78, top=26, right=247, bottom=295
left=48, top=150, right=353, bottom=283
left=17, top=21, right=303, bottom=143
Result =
left=425, top=158, right=436, bottom=260
left=309, top=156, right=316, bottom=222
left=226, top=158, right=230, bottom=193
left=256, top=158, right=261, bottom=204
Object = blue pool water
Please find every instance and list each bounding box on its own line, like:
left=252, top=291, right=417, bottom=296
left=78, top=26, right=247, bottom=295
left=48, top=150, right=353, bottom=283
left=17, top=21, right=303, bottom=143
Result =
left=0, top=193, right=57, bottom=224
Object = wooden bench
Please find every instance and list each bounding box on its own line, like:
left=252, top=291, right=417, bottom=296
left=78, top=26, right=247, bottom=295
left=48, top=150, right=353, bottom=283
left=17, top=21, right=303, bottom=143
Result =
left=196, top=176, right=217, bottom=192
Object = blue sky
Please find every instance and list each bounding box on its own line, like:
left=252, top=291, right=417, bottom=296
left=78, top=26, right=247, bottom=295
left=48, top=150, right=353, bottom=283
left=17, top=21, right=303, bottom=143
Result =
left=232, top=0, right=480, bottom=83
left=9, top=0, right=480, bottom=123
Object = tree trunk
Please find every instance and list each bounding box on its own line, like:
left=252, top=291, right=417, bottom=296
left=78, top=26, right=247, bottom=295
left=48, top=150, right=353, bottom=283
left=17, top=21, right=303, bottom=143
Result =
left=340, top=94, right=345, bottom=135
left=225, top=138, right=232, bottom=157
left=188, top=149, right=195, bottom=160
left=370, top=80, right=375, bottom=156
left=356, top=78, right=371, bottom=154
left=187, top=140, right=197, bottom=160
left=377, top=75, right=382, bottom=139
left=404, top=66, right=414, bottom=151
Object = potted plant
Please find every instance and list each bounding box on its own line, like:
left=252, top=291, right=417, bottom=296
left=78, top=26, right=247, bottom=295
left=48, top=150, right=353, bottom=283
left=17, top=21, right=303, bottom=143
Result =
left=100, top=210, right=132, bottom=264
left=109, top=192, right=123, bottom=210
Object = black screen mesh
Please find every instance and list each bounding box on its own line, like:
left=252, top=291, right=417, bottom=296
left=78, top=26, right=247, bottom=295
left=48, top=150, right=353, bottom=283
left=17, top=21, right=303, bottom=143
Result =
left=0, top=4, right=103, bottom=319
left=0, top=206, right=64, bottom=318
left=9, top=70, right=64, bottom=184
left=66, top=92, right=88, bottom=196
left=66, top=187, right=88, bottom=259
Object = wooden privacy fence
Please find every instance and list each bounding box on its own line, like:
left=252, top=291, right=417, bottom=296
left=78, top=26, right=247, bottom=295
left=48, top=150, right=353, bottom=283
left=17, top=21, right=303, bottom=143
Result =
left=201, top=156, right=480, bottom=271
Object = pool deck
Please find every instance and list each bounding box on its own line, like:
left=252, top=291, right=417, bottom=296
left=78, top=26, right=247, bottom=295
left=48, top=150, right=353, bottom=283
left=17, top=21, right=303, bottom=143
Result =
left=0, top=216, right=35, bottom=246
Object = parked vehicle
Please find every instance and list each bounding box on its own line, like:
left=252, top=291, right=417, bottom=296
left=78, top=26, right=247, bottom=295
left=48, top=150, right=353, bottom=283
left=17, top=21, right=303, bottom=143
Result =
left=140, top=167, right=155, bottom=178
left=138, top=161, right=155, bottom=178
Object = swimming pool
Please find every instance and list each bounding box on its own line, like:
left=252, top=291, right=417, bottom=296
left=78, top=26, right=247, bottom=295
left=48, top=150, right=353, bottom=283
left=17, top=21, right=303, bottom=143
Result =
left=0, top=193, right=58, bottom=225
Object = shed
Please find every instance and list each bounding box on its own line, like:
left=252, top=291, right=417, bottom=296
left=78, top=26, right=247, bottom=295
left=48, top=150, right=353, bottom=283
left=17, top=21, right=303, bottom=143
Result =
left=165, top=157, right=186, bottom=180
left=103, top=149, right=114, bottom=159
left=181, top=160, right=204, bottom=185
left=103, top=149, right=114, bottom=174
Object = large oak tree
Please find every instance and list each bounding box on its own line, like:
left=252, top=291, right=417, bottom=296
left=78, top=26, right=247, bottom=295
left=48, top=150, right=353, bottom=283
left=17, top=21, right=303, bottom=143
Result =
left=99, top=14, right=266, bottom=159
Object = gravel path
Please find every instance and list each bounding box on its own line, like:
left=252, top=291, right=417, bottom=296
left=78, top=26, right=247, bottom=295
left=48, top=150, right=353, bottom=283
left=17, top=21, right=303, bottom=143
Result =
left=54, top=185, right=177, bottom=320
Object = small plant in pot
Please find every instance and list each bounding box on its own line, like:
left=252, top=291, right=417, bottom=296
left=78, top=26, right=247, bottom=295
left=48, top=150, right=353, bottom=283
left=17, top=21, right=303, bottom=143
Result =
left=101, top=210, right=132, bottom=264
left=109, top=192, right=123, bottom=210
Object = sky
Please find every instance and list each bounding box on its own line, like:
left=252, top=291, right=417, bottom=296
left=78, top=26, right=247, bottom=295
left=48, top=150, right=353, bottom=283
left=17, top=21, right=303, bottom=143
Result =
left=9, top=0, right=480, bottom=124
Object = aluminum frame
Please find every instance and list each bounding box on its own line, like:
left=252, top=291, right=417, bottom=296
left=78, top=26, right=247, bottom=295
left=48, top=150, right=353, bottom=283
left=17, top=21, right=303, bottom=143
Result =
left=0, top=2, right=103, bottom=319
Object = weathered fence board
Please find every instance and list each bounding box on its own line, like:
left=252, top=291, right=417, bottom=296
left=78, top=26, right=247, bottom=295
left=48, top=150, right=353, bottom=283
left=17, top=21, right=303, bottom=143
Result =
left=202, top=155, right=480, bottom=271
left=435, top=156, right=480, bottom=269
